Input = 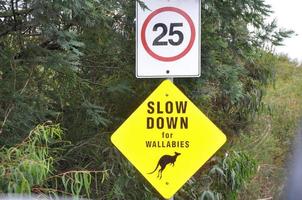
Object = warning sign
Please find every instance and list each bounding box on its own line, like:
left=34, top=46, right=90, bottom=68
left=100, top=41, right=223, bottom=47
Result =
left=111, top=80, right=227, bottom=199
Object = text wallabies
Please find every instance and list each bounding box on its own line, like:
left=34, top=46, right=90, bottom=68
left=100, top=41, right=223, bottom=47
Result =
left=148, top=152, right=181, bottom=179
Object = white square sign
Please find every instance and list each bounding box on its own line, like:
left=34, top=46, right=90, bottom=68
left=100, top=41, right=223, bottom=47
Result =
left=136, top=0, right=201, bottom=78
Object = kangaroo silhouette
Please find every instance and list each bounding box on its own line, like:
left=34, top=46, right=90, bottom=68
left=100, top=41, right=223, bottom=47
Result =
left=148, top=152, right=181, bottom=179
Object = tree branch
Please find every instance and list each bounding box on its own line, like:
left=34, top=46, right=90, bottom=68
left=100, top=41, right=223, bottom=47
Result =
left=0, top=8, right=34, bottom=18
left=0, top=66, right=34, bottom=135
left=11, top=0, right=17, bottom=30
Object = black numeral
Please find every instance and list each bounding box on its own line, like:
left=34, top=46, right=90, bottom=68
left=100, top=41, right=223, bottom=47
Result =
left=152, top=23, right=184, bottom=46
left=153, top=23, right=168, bottom=46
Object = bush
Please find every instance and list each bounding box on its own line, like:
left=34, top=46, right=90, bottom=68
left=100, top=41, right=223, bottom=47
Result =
left=0, top=124, right=108, bottom=198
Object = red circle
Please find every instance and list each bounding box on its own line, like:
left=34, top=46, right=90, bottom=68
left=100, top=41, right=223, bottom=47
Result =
left=141, top=7, right=196, bottom=62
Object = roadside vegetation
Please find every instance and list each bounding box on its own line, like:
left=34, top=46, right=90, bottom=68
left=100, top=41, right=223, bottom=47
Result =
left=237, top=57, right=302, bottom=200
left=0, top=0, right=299, bottom=199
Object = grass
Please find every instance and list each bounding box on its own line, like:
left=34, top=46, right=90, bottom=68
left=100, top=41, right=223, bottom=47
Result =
left=233, top=59, right=302, bottom=199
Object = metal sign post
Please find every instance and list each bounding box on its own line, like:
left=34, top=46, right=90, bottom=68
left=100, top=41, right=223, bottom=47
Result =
left=110, top=0, right=225, bottom=199
left=168, top=78, right=174, bottom=83
left=168, top=78, right=173, bottom=200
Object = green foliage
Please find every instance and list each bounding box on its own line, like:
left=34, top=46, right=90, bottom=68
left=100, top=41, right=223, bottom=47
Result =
left=184, top=0, right=294, bottom=133
left=0, top=0, right=294, bottom=199
left=0, top=124, right=108, bottom=198
left=200, top=190, right=223, bottom=200
left=176, top=151, right=256, bottom=200
left=0, top=124, right=62, bottom=193
left=209, top=151, right=256, bottom=199
left=236, top=58, right=302, bottom=199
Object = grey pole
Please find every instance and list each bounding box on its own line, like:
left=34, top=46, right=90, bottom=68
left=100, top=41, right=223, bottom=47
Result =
left=167, top=77, right=174, bottom=83
left=167, top=77, right=174, bottom=200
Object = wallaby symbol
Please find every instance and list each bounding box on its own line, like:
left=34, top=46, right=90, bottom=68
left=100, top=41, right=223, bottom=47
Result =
left=148, top=152, right=181, bottom=179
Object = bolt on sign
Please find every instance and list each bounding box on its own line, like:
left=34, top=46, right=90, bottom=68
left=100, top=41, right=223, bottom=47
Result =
left=136, top=0, right=201, bottom=78
left=111, top=80, right=227, bottom=199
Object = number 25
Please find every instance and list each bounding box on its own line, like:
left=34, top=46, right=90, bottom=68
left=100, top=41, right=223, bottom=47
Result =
left=153, top=23, right=184, bottom=46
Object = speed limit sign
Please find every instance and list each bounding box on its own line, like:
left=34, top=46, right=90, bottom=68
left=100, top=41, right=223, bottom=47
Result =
left=136, top=0, right=201, bottom=78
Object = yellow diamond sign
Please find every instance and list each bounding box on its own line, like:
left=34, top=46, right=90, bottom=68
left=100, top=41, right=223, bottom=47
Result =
left=111, top=80, right=227, bottom=199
